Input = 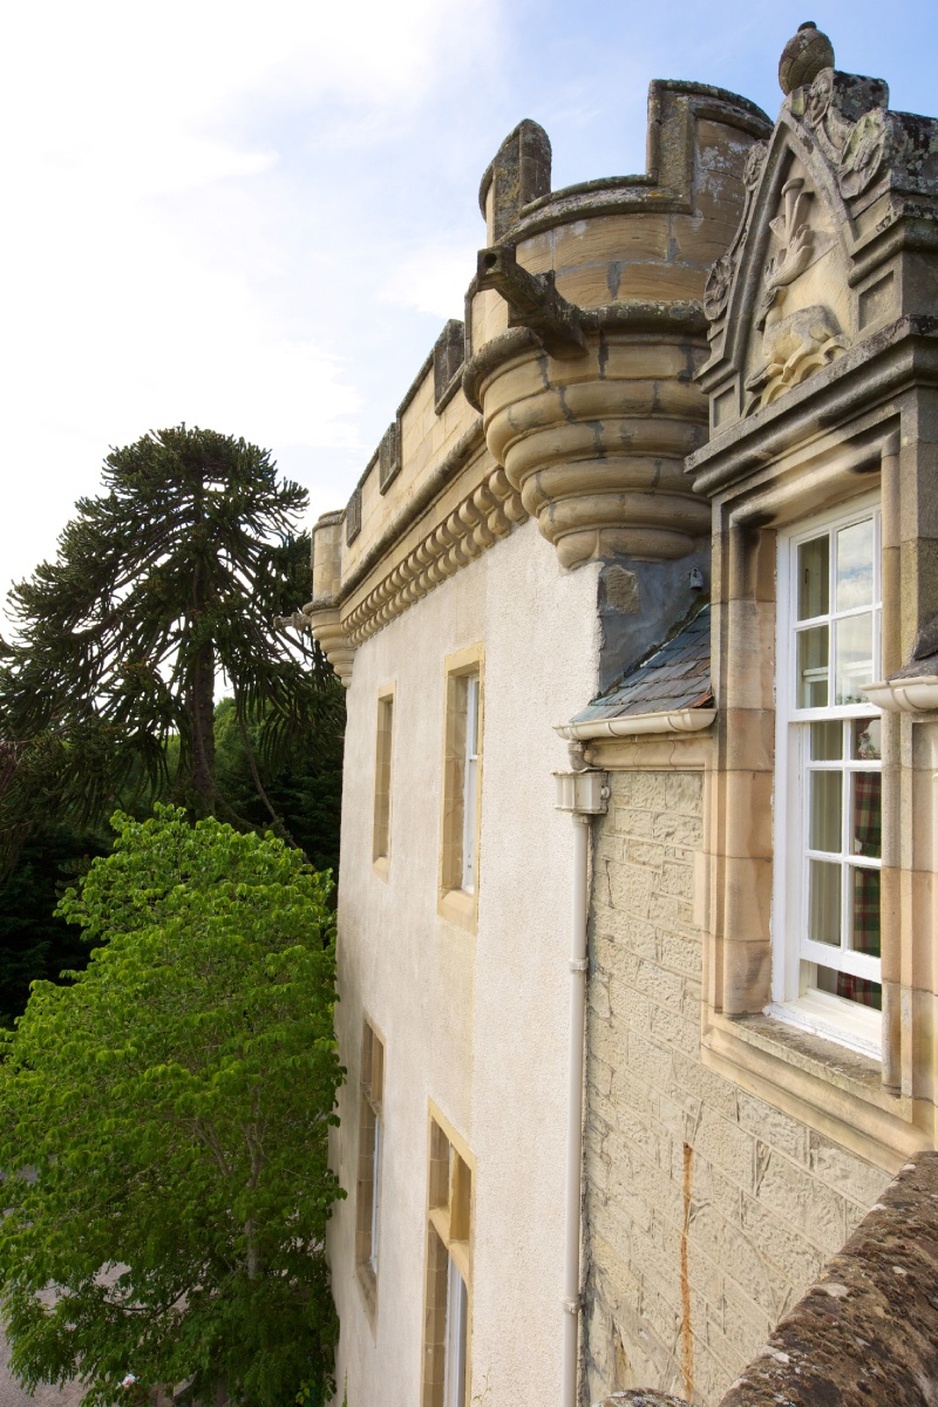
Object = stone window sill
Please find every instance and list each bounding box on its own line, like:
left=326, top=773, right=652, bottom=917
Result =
left=438, top=887, right=477, bottom=932
left=356, top=1261, right=377, bottom=1330
left=702, top=1009, right=928, bottom=1171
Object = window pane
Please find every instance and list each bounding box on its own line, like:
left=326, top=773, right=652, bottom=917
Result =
left=850, top=867, right=881, bottom=956
left=797, top=625, right=829, bottom=707
left=809, top=771, right=842, bottom=852
left=798, top=535, right=829, bottom=619
left=444, top=1257, right=468, bottom=1407
left=810, top=721, right=842, bottom=760
left=815, top=963, right=882, bottom=1010
left=835, top=518, right=874, bottom=610
left=851, top=774, right=881, bottom=858
left=809, top=860, right=841, bottom=946
left=834, top=613, right=873, bottom=704
left=852, top=718, right=881, bottom=761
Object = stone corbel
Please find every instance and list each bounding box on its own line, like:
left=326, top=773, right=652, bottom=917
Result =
left=297, top=602, right=357, bottom=687
left=476, top=245, right=587, bottom=359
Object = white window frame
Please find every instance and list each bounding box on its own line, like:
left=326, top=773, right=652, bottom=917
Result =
left=439, top=646, right=483, bottom=929
left=771, top=495, right=883, bottom=1057
left=461, top=674, right=480, bottom=894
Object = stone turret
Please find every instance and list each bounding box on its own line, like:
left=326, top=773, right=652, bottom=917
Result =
left=464, top=82, right=772, bottom=569
left=304, top=80, right=771, bottom=684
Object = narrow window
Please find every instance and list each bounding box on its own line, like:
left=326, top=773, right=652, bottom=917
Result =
left=461, top=674, right=480, bottom=892
left=356, top=1021, right=384, bottom=1310
left=423, top=1116, right=472, bottom=1407
left=775, top=501, right=882, bottom=1053
left=440, top=649, right=483, bottom=924
left=372, top=691, right=394, bottom=868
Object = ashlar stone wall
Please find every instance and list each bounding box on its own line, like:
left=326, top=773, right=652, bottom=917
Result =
left=583, top=763, right=891, bottom=1407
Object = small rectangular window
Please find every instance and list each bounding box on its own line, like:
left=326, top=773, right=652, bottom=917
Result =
left=440, top=648, right=483, bottom=927
left=423, top=1114, right=472, bottom=1407
left=356, top=1021, right=385, bottom=1311
left=372, top=691, right=394, bottom=868
left=461, top=675, right=480, bottom=892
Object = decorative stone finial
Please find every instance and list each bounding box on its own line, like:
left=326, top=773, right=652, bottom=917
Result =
left=778, top=21, right=835, bottom=95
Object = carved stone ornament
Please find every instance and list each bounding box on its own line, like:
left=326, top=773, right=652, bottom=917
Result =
left=778, top=21, right=835, bottom=96
left=744, top=303, right=847, bottom=411
left=839, top=106, right=888, bottom=199
left=756, top=177, right=814, bottom=327
left=702, top=140, right=767, bottom=321
left=702, top=252, right=734, bottom=321
left=796, top=67, right=890, bottom=201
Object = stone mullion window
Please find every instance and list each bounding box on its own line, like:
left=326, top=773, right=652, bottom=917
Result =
left=422, top=1114, right=472, bottom=1407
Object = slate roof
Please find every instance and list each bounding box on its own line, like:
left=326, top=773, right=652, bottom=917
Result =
left=571, top=602, right=713, bottom=724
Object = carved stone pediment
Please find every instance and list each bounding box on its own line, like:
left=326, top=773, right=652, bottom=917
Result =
left=696, top=50, right=933, bottom=430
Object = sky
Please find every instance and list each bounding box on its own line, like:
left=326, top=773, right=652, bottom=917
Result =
left=2, top=0, right=937, bottom=625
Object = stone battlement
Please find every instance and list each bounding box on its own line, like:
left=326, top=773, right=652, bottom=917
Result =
left=305, top=80, right=770, bottom=682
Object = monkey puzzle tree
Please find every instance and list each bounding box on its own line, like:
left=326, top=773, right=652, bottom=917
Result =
left=0, top=807, right=344, bottom=1407
left=0, top=425, right=341, bottom=860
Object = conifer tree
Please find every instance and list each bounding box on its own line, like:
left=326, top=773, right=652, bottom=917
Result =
left=0, top=426, right=341, bottom=856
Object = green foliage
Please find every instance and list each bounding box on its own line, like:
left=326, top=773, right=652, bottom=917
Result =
left=0, top=807, right=345, bottom=1407
left=0, top=425, right=343, bottom=857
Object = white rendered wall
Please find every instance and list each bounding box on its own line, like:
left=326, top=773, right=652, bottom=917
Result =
left=328, top=517, right=602, bottom=1406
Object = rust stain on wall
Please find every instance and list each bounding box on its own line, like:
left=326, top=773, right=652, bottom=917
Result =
left=680, top=1141, right=694, bottom=1402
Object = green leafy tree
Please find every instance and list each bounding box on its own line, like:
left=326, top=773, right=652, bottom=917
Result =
left=0, top=425, right=342, bottom=858
left=0, top=807, right=344, bottom=1407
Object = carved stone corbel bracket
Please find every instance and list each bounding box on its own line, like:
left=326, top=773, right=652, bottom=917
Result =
left=300, top=603, right=357, bottom=686
left=477, top=244, right=588, bottom=359
left=468, top=315, right=711, bottom=569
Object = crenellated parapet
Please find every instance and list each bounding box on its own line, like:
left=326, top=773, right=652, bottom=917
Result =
left=300, top=81, right=771, bottom=679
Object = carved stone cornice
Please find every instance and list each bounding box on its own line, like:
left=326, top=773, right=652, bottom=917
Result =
left=301, top=602, right=357, bottom=686
left=302, top=461, right=527, bottom=682
left=342, top=466, right=526, bottom=647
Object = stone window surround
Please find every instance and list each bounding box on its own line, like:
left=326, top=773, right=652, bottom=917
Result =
left=356, top=1017, right=385, bottom=1324
left=699, top=421, right=936, bottom=1173
left=372, top=685, right=395, bottom=874
left=771, top=495, right=884, bottom=1052
left=585, top=420, right=935, bottom=1173
left=439, top=644, right=484, bottom=932
left=421, top=1102, right=474, bottom=1407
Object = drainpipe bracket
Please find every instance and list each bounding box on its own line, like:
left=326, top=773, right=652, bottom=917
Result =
left=569, top=958, right=589, bottom=974
left=561, top=1295, right=582, bottom=1316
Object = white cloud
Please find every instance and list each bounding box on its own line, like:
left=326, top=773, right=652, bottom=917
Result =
left=379, top=240, right=478, bottom=320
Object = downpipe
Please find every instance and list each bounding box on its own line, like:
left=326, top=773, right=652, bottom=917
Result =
left=554, top=763, right=608, bottom=1407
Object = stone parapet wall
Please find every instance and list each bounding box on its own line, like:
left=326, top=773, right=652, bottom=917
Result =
left=584, top=764, right=891, bottom=1406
